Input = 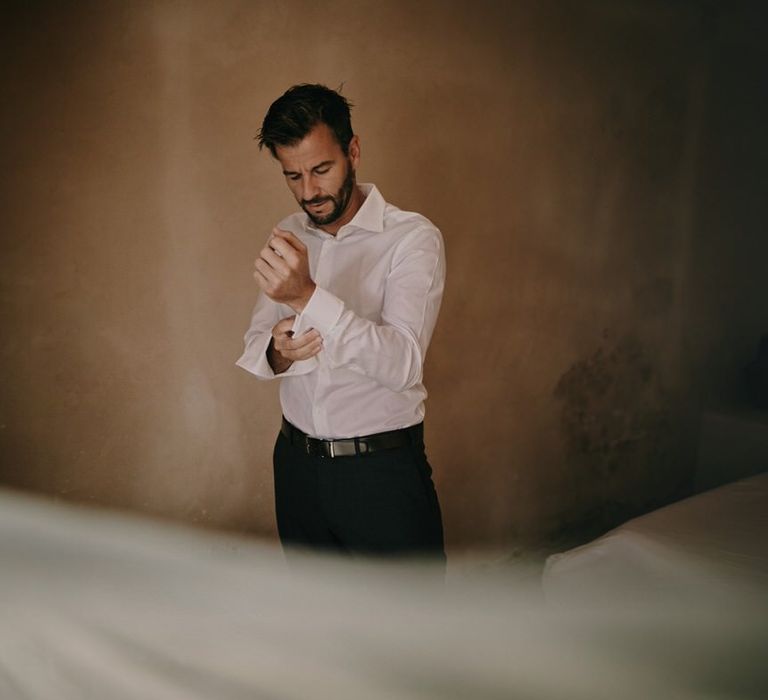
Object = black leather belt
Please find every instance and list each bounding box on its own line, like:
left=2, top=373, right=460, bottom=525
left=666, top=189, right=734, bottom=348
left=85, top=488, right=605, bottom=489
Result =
left=281, top=417, right=422, bottom=458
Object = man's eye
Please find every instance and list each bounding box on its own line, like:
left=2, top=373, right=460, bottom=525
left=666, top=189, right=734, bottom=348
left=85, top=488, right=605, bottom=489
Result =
left=315, top=168, right=330, bottom=175
left=288, top=175, right=301, bottom=181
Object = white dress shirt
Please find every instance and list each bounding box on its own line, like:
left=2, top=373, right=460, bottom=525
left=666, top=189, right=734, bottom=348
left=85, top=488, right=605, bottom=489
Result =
left=236, top=184, right=445, bottom=439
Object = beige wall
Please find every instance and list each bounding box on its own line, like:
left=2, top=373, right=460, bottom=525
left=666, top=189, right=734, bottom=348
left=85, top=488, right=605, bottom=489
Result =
left=1, top=0, right=766, bottom=552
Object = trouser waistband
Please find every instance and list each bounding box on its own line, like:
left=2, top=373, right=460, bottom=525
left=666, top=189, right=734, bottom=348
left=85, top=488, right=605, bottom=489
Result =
left=280, top=417, right=423, bottom=458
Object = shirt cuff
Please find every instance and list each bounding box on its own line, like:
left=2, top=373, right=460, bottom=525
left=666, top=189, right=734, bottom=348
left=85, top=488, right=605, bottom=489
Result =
left=292, top=286, right=344, bottom=337
left=235, top=333, right=318, bottom=378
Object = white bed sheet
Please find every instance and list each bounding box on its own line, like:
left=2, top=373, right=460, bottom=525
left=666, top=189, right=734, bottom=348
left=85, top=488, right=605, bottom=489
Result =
left=543, top=472, right=768, bottom=603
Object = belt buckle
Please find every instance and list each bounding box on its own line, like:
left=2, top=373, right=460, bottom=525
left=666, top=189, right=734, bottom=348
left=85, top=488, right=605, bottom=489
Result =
left=329, top=439, right=357, bottom=458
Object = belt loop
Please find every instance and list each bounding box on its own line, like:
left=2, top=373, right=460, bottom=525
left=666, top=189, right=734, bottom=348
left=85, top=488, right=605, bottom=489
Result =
left=354, top=436, right=360, bottom=455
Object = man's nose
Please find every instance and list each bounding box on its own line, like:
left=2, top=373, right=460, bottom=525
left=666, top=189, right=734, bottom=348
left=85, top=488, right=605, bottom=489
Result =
left=301, top=175, right=320, bottom=202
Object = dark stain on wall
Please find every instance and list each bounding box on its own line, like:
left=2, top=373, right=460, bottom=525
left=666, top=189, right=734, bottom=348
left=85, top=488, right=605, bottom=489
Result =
left=553, top=333, right=685, bottom=534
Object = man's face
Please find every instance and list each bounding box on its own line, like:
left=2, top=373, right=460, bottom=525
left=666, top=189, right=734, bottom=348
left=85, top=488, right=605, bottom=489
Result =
left=275, top=123, right=359, bottom=227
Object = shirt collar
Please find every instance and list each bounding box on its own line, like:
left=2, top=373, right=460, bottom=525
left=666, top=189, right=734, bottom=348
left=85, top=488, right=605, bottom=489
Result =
left=304, top=183, right=385, bottom=237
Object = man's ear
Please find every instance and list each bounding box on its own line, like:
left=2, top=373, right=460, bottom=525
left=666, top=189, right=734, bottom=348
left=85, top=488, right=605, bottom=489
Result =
left=348, top=135, right=361, bottom=168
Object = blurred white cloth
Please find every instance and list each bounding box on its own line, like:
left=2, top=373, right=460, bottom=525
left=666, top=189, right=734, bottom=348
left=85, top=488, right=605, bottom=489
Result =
left=543, top=472, right=768, bottom=603
left=1, top=487, right=766, bottom=699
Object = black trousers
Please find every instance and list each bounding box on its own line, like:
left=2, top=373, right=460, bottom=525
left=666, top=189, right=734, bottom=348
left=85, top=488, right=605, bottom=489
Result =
left=273, top=423, right=445, bottom=564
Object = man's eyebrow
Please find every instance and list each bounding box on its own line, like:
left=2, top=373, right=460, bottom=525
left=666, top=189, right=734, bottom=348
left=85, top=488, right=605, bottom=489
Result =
left=282, top=160, right=335, bottom=176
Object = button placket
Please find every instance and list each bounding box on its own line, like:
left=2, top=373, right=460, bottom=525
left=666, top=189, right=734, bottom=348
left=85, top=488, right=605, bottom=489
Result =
left=311, top=237, right=331, bottom=437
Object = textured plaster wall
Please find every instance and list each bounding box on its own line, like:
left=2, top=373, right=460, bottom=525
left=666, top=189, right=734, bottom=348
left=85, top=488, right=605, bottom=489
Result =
left=1, top=0, right=766, bottom=551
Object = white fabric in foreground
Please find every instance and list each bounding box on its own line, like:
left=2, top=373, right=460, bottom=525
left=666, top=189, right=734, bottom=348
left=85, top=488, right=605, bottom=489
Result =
left=1, top=487, right=766, bottom=699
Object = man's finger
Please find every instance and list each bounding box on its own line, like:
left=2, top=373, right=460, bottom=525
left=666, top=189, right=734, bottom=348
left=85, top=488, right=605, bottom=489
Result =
left=272, top=228, right=306, bottom=252
left=282, top=337, right=322, bottom=361
left=268, top=236, right=300, bottom=266
left=290, top=328, right=321, bottom=349
left=253, top=265, right=272, bottom=290
left=272, top=316, right=296, bottom=336
left=275, top=328, right=320, bottom=350
left=260, top=246, right=290, bottom=276
left=294, top=339, right=322, bottom=360
left=254, top=258, right=279, bottom=285
left=274, top=328, right=320, bottom=353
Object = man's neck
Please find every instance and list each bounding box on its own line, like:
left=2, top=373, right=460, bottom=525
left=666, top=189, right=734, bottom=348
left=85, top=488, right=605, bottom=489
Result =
left=320, top=185, right=366, bottom=236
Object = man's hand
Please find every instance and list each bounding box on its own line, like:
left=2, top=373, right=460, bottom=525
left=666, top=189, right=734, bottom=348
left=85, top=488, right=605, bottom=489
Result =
left=267, top=316, right=322, bottom=374
left=254, top=229, right=316, bottom=313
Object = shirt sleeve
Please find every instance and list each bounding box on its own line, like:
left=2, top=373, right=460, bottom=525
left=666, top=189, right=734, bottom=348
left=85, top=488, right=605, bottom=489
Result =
left=235, top=290, right=318, bottom=380
left=292, top=224, right=445, bottom=392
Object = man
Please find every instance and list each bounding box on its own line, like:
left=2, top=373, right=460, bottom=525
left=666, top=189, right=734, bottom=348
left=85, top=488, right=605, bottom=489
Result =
left=236, top=84, right=445, bottom=563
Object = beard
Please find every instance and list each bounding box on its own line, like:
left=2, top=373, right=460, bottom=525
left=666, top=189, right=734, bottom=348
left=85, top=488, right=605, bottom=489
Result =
left=301, top=161, right=356, bottom=226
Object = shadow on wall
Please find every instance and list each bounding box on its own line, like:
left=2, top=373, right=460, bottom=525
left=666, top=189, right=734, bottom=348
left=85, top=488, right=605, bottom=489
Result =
left=553, top=333, right=689, bottom=538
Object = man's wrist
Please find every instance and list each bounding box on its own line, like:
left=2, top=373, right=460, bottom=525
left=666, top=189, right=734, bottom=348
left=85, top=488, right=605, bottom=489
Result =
left=267, top=338, right=292, bottom=374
